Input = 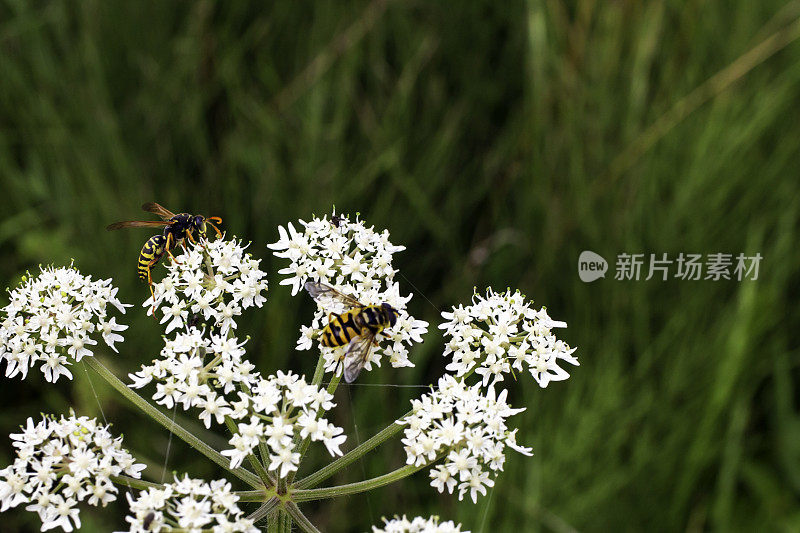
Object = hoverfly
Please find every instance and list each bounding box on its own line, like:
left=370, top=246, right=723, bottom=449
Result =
left=304, top=281, right=400, bottom=383
left=107, top=203, right=222, bottom=299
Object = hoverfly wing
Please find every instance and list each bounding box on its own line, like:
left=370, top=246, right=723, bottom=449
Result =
left=141, top=202, right=176, bottom=220
left=106, top=220, right=171, bottom=231
left=304, top=281, right=363, bottom=309
left=342, top=333, right=375, bottom=383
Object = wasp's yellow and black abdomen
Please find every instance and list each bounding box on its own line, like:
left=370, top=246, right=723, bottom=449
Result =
left=137, top=234, right=167, bottom=281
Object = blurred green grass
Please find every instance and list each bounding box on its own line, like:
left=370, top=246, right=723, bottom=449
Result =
left=1, top=0, right=799, bottom=531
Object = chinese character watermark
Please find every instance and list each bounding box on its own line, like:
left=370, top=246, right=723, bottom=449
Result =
left=578, top=251, right=762, bottom=282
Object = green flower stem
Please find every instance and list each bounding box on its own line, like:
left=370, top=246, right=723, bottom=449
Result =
left=224, top=416, right=274, bottom=488
left=84, top=356, right=263, bottom=489
left=267, top=508, right=292, bottom=533
left=324, top=374, right=340, bottom=405
left=295, top=408, right=411, bottom=489
left=285, top=502, right=321, bottom=533
left=292, top=459, right=436, bottom=502
left=247, top=497, right=281, bottom=522
left=258, top=439, right=273, bottom=482
left=310, top=351, right=326, bottom=387
left=109, top=475, right=159, bottom=491
left=235, top=489, right=273, bottom=502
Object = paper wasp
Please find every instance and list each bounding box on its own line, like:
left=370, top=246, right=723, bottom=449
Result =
left=107, top=203, right=222, bottom=299
left=304, top=281, right=399, bottom=383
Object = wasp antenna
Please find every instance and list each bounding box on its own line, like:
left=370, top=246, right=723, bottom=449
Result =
left=207, top=220, right=222, bottom=238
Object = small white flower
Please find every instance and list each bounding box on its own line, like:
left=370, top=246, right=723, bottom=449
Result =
left=98, top=318, right=128, bottom=353
left=458, top=468, right=495, bottom=503
left=268, top=443, right=301, bottom=478
left=429, top=465, right=457, bottom=494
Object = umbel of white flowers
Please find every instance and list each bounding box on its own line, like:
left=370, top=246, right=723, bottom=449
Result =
left=144, top=236, right=268, bottom=334
left=372, top=514, right=469, bottom=533
left=0, top=264, right=130, bottom=382
left=400, top=375, right=532, bottom=502
left=0, top=412, right=145, bottom=532
left=269, top=211, right=429, bottom=379
left=123, top=476, right=256, bottom=532
left=439, top=287, right=578, bottom=388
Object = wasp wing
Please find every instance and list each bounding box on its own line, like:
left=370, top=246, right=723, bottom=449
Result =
left=107, top=220, right=172, bottom=231
left=342, top=332, right=375, bottom=383
left=141, top=202, right=176, bottom=220
left=304, top=281, right=363, bottom=309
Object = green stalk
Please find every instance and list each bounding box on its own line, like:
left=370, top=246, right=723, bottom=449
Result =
left=285, top=502, right=322, bottom=533
left=293, top=459, right=436, bottom=502
left=309, top=351, right=327, bottom=387
left=84, top=356, right=263, bottom=488
left=236, top=489, right=272, bottom=502
left=109, top=475, right=160, bottom=491
left=267, top=508, right=292, bottom=532
left=295, top=408, right=411, bottom=489
left=247, top=497, right=281, bottom=522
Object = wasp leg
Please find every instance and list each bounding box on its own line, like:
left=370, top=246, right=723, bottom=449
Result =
left=187, top=229, right=208, bottom=250
left=164, top=232, right=183, bottom=264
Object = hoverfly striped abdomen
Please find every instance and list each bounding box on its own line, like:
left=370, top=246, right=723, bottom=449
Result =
left=320, top=304, right=398, bottom=348
left=322, top=309, right=361, bottom=347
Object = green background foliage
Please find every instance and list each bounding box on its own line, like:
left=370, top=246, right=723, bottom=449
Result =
left=1, top=0, right=799, bottom=531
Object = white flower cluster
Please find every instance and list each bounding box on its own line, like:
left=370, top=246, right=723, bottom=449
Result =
left=144, top=237, right=267, bottom=334
left=373, top=515, right=469, bottom=533
left=129, top=329, right=345, bottom=478
left=122, top=476, right=256, bottom=532
left=440, top=288, right=578, bottom=388
left=268, top=212, right=428, bottom=377
left=0, top=264, right=129, bottom=383
left=399, top=375, right=532, bottom=503
left=0, top=413, right=145, bottom=532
